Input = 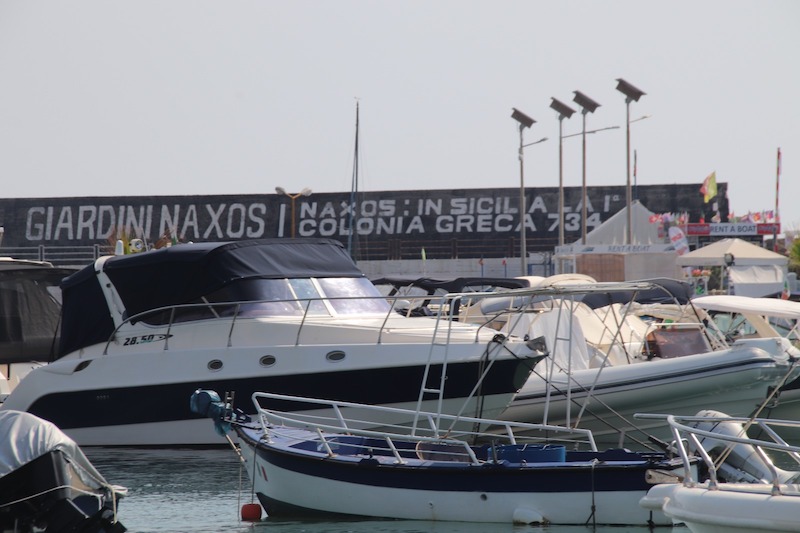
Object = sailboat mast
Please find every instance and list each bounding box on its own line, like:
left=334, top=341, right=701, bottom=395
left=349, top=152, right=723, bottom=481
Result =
left=347, top=101, right=360, bottom=257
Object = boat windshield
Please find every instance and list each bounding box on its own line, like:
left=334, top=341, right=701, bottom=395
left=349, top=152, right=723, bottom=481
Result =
left=316, top=277, right=391, bottom=315
left=146, top=277, right=391, bottom=323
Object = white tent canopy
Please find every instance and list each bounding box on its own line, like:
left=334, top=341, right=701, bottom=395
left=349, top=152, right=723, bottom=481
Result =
left=676, top=238, right=788, bottom=297
left=675, top=238, right=788, bottom=267
left=573, top=200, right=661, bottom=245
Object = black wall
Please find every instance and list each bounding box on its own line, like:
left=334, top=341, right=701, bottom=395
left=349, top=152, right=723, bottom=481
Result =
left=0, top=183, right=726, bottom=260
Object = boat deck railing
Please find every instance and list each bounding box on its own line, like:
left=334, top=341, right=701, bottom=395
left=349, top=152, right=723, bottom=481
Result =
left=636, top=413, right=800, bottom=496
left=250, top=391, right=600, bottom=464
left=107, top=291, right=498, bottom=353
left=106, top=281, right=663, bottom=353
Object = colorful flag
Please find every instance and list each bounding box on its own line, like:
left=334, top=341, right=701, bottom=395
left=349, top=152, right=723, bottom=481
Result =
left=700, top=172, right=717, bottom=203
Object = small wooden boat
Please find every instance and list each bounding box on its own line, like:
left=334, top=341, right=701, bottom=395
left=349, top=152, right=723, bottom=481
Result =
left=639, top=411, right=800, bottom=533
left=193, top=389, right=693, bottom=526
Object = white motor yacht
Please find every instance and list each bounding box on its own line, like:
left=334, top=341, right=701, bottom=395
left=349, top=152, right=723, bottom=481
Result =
left=0, top=239, right=541, bottom=446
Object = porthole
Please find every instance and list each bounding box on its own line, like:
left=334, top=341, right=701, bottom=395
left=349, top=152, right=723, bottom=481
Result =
left=259, top=355, right=277, bottom=367
left=326, top=350, right=346, bottom=362
left=207, top=359, right=223, bottom=371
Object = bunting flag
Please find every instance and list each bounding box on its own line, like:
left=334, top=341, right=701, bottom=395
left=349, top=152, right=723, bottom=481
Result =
left=700, top=171, right=717, bottom=203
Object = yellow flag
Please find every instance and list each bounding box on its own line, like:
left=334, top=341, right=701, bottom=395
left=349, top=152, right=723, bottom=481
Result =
left=701, top=171, right=717, bottom=203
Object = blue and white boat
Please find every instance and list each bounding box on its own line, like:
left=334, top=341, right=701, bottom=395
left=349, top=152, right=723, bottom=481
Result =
left=1, top=239, right=541, bottom=446
left=194, top=389, right=693, bottom=526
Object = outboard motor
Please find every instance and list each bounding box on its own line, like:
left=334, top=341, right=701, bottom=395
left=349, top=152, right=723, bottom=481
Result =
left=689, top=409, right=800, bottom=484
left=190, top=389, right=250, bottom=436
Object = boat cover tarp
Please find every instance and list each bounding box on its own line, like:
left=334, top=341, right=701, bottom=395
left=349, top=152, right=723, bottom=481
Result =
left=371, top=277, right=530, bottom=295
left=0, top=410, right=107, bottom=489
left=578, top=278, right=694, bottom=308
left=59, top=239, right=363, bottom=356
left=505, top=307, right=592, bottom=371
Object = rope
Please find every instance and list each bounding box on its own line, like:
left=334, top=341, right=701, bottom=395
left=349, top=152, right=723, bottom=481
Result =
left=0, top=484, right=100, bottom=509
left=583, top=459, right=598, bottom=528
left=236, top=454, right=243, bottom=520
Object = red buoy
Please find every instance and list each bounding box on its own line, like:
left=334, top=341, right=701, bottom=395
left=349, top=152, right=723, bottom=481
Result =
left=240, top=503, right=262, bottom=522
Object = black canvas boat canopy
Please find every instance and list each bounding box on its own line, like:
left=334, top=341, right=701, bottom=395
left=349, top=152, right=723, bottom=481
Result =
left=59, top=239, right=364, bottom=356
left=0, top=266, right=75, bottom=364
left=372, top=276, right=530, bottom=296
left=579, top=278, right=694, bottom=309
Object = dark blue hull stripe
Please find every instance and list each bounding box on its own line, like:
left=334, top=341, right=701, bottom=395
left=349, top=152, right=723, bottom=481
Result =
left=27, top=358, right=532, bottom=430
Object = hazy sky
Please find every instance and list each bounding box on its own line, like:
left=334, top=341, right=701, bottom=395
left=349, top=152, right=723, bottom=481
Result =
left=1, top=1, right=798, bottom=229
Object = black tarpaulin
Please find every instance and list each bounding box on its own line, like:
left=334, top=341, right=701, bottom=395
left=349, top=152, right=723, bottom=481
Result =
left=58, top=239, right=363, bottom=357
left=0, top=267, right=75, bottom=364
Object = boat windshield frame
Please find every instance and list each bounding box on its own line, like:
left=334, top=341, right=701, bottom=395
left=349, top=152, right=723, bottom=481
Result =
left=134, top=276, right=392, bottom=325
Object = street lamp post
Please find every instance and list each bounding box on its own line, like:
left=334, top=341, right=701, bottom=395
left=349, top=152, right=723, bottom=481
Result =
left=275, top=186, right=312, bottom=238
left=511, top=108, right=546, bottom=276
left=549, top=98, right=576, bottom=247
left=615, top=78, right=646, bottom=245
left=572, top=91, right=601, bottom=242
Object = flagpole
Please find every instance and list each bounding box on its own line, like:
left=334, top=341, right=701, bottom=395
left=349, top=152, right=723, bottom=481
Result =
left=774, top=147, right=781, bottom=251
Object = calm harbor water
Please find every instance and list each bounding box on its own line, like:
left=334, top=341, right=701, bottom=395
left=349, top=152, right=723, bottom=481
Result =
left=83, top=448, right=685, bottom=533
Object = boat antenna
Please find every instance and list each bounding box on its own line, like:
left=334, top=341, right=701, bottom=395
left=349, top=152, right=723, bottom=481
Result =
left=347, top=99, right=360, bottom=259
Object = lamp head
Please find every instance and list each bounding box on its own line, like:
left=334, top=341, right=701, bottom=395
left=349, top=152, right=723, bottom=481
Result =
left=615, top=78, right=646, bottom=102
left=724, top=253, right=735, bottom=266
left=511, top=108, right=536, bottom=129
left=573, top=91, right=601, bottom=113
left=549, top=98, right=576, bottom=120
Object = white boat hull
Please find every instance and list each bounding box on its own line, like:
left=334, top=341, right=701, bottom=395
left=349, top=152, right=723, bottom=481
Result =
left=0, top=239, right=541, bottom=446
left=2, top=321, right=531, bottom=446
left=237, top=429, right=676, bottom=525
left=642, top=482, right=800, bottom=533
left=503, top=345, right=797, bottom=447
